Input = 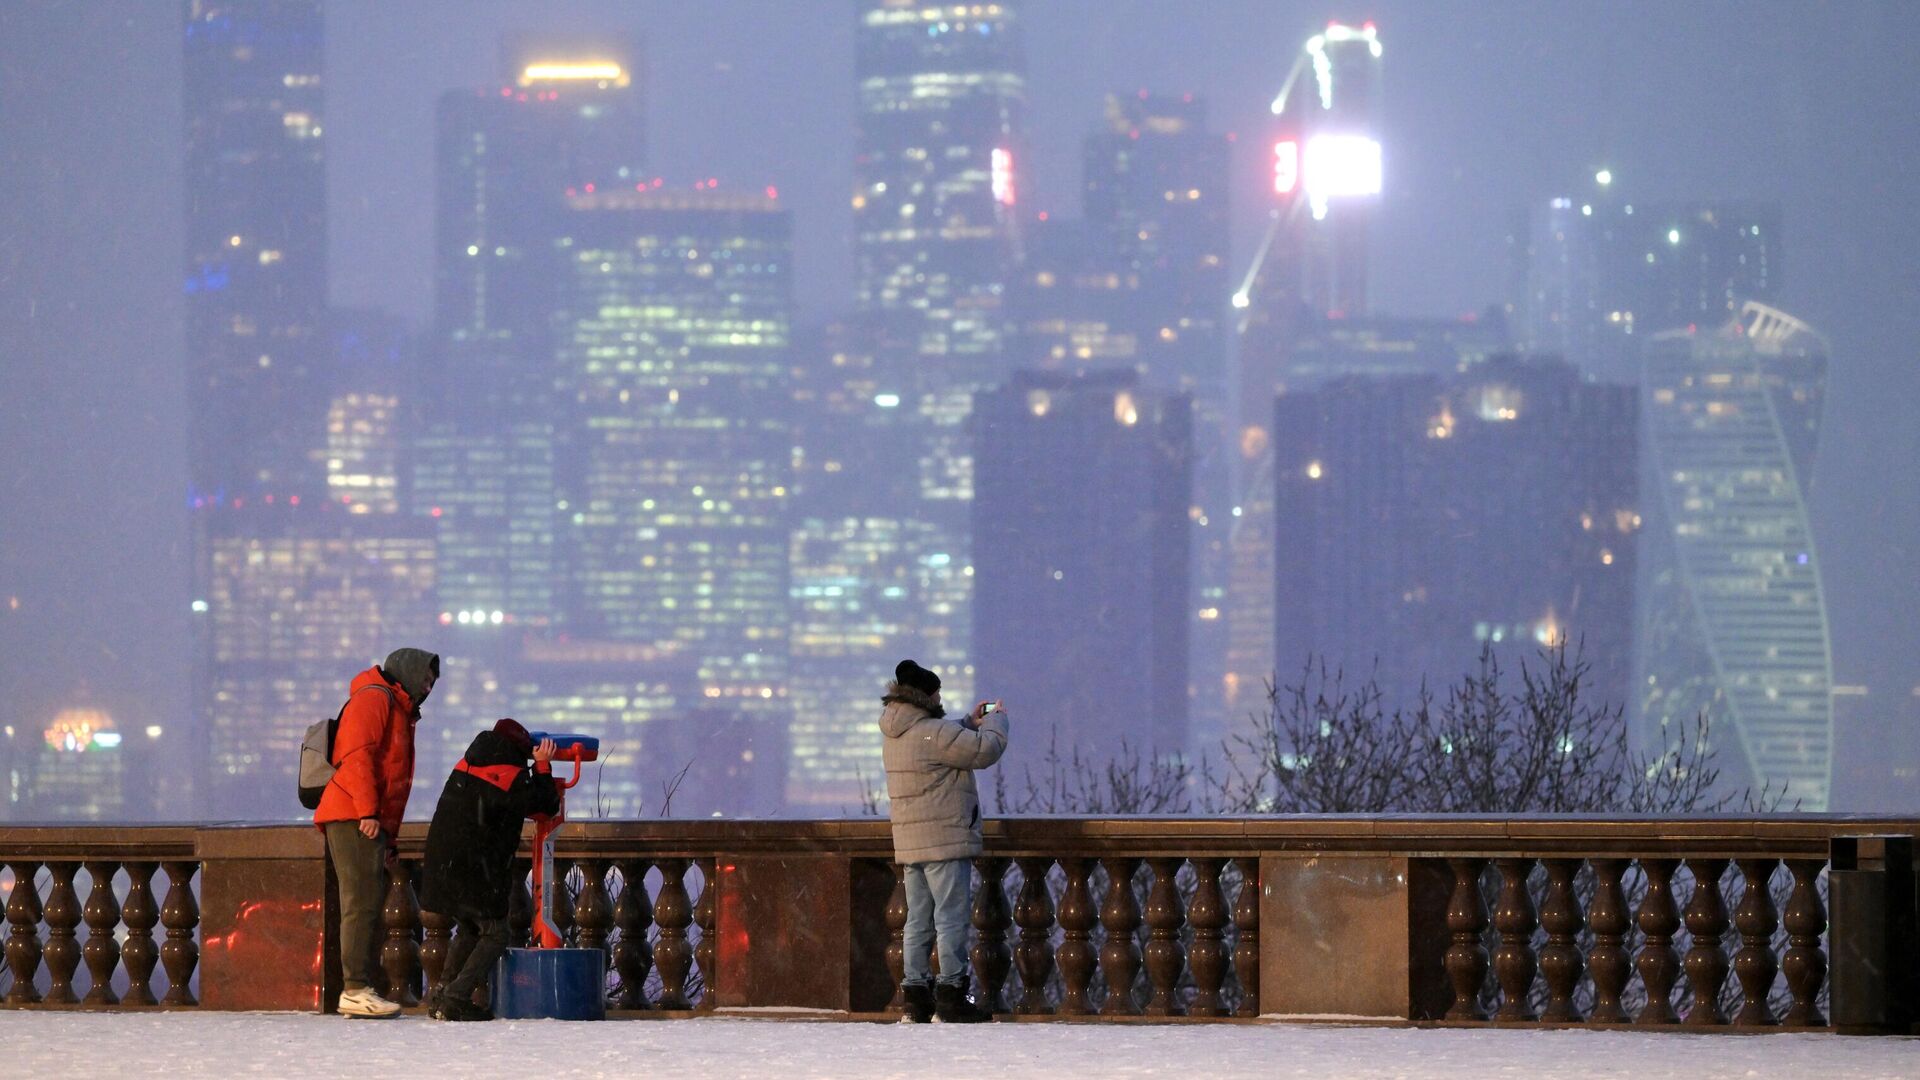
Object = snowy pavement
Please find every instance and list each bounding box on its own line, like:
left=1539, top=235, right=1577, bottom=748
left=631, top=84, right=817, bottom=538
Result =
left=4, top=1011, right=1914, bottom=1078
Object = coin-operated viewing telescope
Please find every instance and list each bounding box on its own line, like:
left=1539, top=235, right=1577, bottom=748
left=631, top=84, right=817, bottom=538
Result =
left=492, top=731, right=603, bottom=1020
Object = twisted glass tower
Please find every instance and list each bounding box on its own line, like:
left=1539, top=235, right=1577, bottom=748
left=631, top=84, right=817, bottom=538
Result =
left=1637, top=302, right=1832, bottom=808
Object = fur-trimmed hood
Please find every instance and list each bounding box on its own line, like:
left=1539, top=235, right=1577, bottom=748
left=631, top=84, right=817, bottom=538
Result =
left=879, top=680, right=945, bottom=737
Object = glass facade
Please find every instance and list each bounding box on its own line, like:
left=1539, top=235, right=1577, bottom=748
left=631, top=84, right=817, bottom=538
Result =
left=202, top=514, right=438, bottom=814
left=854, top=0, right=1025, bottom=384
left=184, top=1, right=331, bottom=817
left=548, top=190, right=794, bottom=806
left=786, top=515, right=971, bottom=809
left=184, top=0, right=328, bottom=505
left=1636, top=303, right=1832, bottom=808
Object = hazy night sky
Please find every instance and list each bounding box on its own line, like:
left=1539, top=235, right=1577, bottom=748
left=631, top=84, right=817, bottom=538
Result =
left=2, top=2, right=1916, bottom=803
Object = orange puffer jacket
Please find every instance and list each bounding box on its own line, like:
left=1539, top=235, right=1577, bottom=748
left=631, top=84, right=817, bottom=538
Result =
left=313, top=667, right=418, bottom=840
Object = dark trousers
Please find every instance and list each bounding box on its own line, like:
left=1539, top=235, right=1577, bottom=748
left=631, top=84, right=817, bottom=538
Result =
left=441, top=912, right=510, bottom=1003
left=324, top=821, right=388, bottom=992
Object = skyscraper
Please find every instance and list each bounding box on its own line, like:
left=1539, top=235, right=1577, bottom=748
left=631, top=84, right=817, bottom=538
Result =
left=1518, top=182, right=1782, bottom=382
left=1081, top=91, right=1233, bottom=753
left=420, top=39, right=648, bottom=775
left=1271, top=356, right=1638, bottom=715
left=184, top=0, right=333, bottom=815
left=854, top=0, right=1026, bottom=387
left=184, top=0, right=327, bottom=505
left=1082, top=92, right=1231, bottom=398
left=786, top=515, right=968, bottom=809
left=1227, top=22, right=1387, bottom=731
left=973, top=371, right=1192, bottom=755
left=803, top=0, right=1025, bottom=775
left=434, top=36, right=646, bottom=414
left=549, top=187, right=794, bottom=812
left=1223, top=314, right=1508, bottom=730
left=1008, top=217, right=1139, bottom=375
left=1636, top=302, right=1832, bottom=808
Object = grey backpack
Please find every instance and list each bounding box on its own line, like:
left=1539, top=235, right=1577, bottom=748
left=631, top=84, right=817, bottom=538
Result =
left=297, top=683, right=394, bottom=810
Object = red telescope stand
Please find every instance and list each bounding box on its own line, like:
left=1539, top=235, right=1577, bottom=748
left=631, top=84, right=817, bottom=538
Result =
left=528, top=750, right=587, bottom=950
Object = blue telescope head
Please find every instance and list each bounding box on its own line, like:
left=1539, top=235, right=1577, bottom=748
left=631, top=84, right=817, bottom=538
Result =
left=528, top=732, right=599, bottom=763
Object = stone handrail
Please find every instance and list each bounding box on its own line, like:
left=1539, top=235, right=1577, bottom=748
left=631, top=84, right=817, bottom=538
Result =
left=1, top=815, right=1914, bottom=1029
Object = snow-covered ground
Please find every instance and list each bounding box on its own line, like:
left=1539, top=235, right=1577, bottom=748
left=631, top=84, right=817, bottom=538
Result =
left=4, top=1011, right=1913, bottom=1079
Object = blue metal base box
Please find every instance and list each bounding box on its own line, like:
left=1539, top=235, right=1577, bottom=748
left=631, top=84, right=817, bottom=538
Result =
left=492, top=947, right=606, bottom=1020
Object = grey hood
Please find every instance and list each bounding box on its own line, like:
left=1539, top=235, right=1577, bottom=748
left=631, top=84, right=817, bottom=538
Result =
left=382, top=647, right=441, bottom=707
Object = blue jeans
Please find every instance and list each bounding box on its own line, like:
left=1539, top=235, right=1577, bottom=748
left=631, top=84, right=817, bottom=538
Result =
left=902, top=858, right=971, bottom=988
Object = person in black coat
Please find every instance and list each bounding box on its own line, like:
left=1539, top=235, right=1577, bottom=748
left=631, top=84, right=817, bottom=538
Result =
left=420, top=718, right=559, bottom=1021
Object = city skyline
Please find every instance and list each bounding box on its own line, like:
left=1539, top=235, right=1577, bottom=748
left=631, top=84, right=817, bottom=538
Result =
left=2, top=2, right=1917, bottom=816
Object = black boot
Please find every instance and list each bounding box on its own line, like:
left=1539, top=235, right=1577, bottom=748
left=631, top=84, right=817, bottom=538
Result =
left=933, top=982, right=991, bottom=1023
left=440, top=992, right=494, bottom=1022
left=901, top=983, right=933, bottom=1024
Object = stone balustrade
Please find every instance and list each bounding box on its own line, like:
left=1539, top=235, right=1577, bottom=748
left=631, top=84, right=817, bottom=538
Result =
left=0, top=816, right=1914, bottom=1032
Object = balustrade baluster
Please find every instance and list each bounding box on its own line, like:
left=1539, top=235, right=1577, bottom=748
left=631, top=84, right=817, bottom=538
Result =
left=120, top=861, right=160, bottom=1007
left=1732, top=858, right=1780, bottom=1026
left=885, top=863, right=908, bottom=1011
left=574, top=859, right=613, bottom=953
left=971, top=856, right=1012, bottom=1014
left=1186, top=857, right=1228, bottom=1017
left=1012, top=856, right=1055, bottom=1015
left=1231, top=857, right=1261, bottom=1018
left=1054, top=857, right=1097, bottom=1015
left=552, top=858, right=577, bottom=943
left=81, top=860, right=122, bottom=1005
left=41, top=862, right=81, bottom=1003
left=653, top=857, right=694, bottom=1009
left=1682, top=857, right=1730, bottom=1025
left=418, top=907, right=452, bottom=1005
left=507, top=859, right=532, bottom=949
left=1098, top=857, right=1143, bottom=1015
left=694, top=857, right=718, bottom=1010
left=1444, top=857, right=1488, bottom=1021
left=160, top=861, right=199, bottom=1006
left=1491, top=857, right=1538, bottom=1021
left=612, top=859, right=655, bottom=1009
left=1585, top=858, right=1630, bottom=1024
left=1634, top=858, right=1681, bottom=1024
left=5, top=859, right=44, bottom=1005
left=379, top=862, right=422, bottom=1007
left=1538, top=858, right=1584, bottom=1022
left=1781, top=859, right=1827, bottom=1027
left=1142, top=857, right=1186, bottom=1016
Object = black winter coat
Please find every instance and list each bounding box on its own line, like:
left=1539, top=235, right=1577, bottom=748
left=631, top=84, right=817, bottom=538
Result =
left=420, top=730, right=561, bottom=919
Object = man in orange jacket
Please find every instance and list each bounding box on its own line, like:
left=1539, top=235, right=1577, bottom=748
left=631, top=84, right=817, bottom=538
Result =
left=314, top=647, right=438, bottom=1018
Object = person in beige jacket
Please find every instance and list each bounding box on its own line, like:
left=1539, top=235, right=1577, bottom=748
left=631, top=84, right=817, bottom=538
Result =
left=879, top=659, right=1008, bottom=1023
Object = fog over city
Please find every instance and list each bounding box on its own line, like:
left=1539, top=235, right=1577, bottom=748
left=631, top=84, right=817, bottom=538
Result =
left=2, top=1, right=1916, bottom=821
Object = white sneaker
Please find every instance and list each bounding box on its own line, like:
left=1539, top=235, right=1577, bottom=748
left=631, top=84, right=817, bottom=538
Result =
left=338, top=987, right=403, bottom=1019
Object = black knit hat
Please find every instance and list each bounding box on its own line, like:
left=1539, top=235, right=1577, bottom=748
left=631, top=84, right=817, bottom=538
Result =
left=895, top=659, right=941, bottom=696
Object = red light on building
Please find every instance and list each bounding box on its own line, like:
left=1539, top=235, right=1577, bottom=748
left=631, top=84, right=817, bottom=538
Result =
left=991, top=147, right=1015, bottom=205
left=1273, top=140, right=1300, bottom=195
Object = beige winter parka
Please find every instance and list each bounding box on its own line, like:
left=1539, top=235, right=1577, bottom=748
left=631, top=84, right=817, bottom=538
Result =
left=878, top=682, right=1010, bottom=864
